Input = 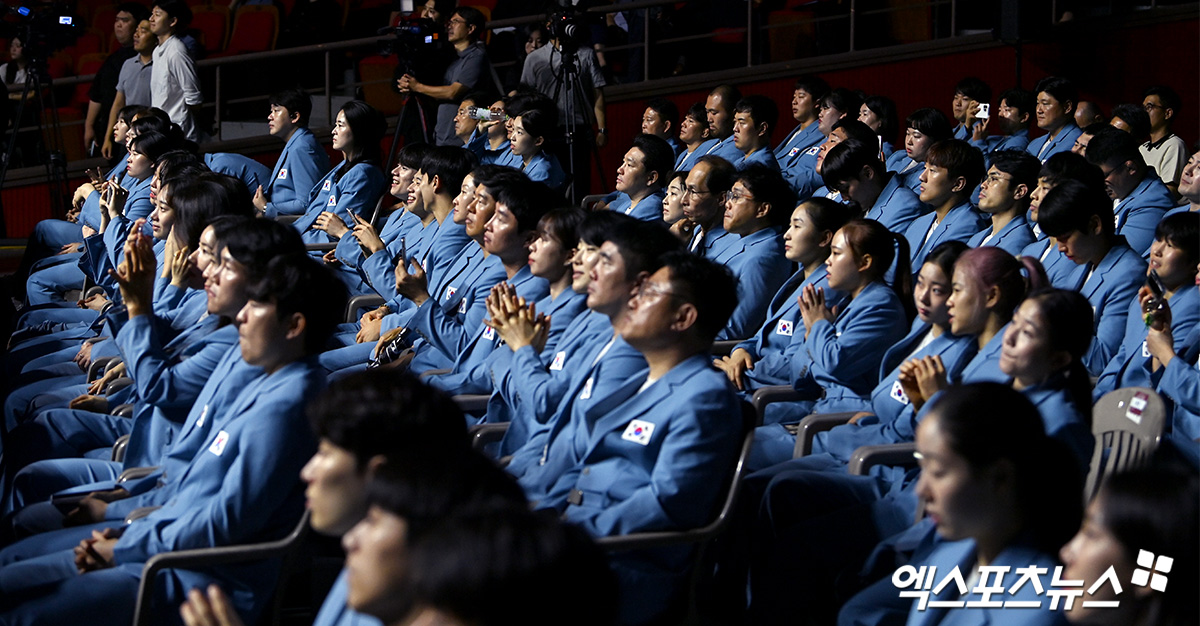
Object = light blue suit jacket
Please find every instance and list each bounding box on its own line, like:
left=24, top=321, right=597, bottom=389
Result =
left=264, top=128, right=331, bottom=217
left=204, top=152, right=272, bottom=195
left=1073, top=241, right=1147, bottom=375
left=713, top=227, right=792, bottom=340
left=967, top=214, right=1036, bottom=256
left=864, top=172, right=928, bottom=234
left=293, top=162, right=386, bottom=244
left=1026, top=123, right=1082, bottom=163
left=674, top=138, right=719, bottom=172
left=1095, top=287, right=1200, bottom=399
left=904, top=202, right=986, bottom=271
left=1113, top=173, right=1173, bottom=256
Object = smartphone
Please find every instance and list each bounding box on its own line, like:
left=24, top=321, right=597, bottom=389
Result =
left=976, top=103, right=990, bottom=119
left=397, top=236, right=407, bottom=265
left=467, top=106, right=503, bottom=122
left=1147, top=269, right=1165, bottom=299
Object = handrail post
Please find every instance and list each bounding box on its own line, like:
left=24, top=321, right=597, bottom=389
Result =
left=849, top=0, right=857, bottom=52
left=324, top=50, right=332, bottom=125
left=215, top=65, right=222, bottom=141
left=643, top=7, right=650, bottom=81
left=950, top=0, right=957, bottom=36
left=746, top=0, right=753, bottom=68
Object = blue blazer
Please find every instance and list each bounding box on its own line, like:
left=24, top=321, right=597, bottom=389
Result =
left=407, top=251, right=509, bottom=373
left=521, top=151, right=567, bottom=190
left=1023, top=240, right=1087, bottom=290
left=967, top=214, right=1036, bottom=256
left=425, top=266, right=549, bottom=398
left=737, top=147, right=781, bottom=171
left=1095, top=287, right=1200, bottom=399
left=1157, top=326, right=1200, bottom=450
left=690, top=224, right=738, bottom=260
left=264, top=128, right=331, bottom=217
left=1022, top=376, right=1093, bottom=473
left=887, top=152, right=925, bottom=196
left=969, top=128, right=1030, bottom=158
left=738, top=266, right=843, bottom=390
left=293, top=162, right=386, bottom=244
left=204, top=152, right=272, bottom=196
left=865, top=172, right=928, bottom=233
left=340, top=206, right=421, bottom=272
left=812, top=323, right=977, bottom=461
left=383, top=242, right=485, bottom=333
left=713, top=227, right=793, bottom=340
left=793, top=281, right=910, bottom=413
left=1075, top=241, right=1148, bottom=375
left=1113, top=174, right=1174, bottom=256
left=608, top=189, right=665, bottom=222
left=904, top=202, right=986, bottom=270
left=491, top=309, right=613, bottom=455
left=80, top=156, right=129, bottom=230
left=782, top=144, right=823, bottom=199
left=1026, top=123, right=1082, bottom=163
left=510, top=335, right=648, bottom=497
left=110, top=358, right=323, bottom=620
left=674, top=139, right=719, bottom=172
left=708, top=135, right=745, bottom=164
left=312, top=569, right=383, bottom=626
left=775, top=122, right=824, bottom=162
left=904, top=536, right=1068, bottom=626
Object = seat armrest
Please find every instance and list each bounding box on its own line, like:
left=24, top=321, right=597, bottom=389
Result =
left=469, top=423, right=510, bottom=451
left=87, top=357, right=113, bottom=382
left=847, top=443, right=918, bottom=476
left=118, top=466, right=161, bottom=483
left=345, top=294, right=385, bottom=322
left=453, top=394, right=490, bottom=412
left=750, top=385, right=803, bottom=427
left=711, top=340, right=742, bottom=358
left=275, top=215, right=300, bottom=225
left=793, top=411, right=859, bottom=458
left=111, top=434, right=131, bottom=462
left=305, top=242, right=338, bottom=252
left=105, top=377, right=134, bottom=396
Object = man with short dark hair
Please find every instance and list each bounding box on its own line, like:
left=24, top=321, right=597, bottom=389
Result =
left=775, top=75, right=830, bottom=165
left=733, top=95, right=780, bottom=171
left=254, top=89, right=331, bottom=217
left=705, top=84, right=745, bottom=163
left=822, top=138, right=924, bottom=232
left=86, top=3, right=147, bottom=157
left=951, top=76, right=991, bottom=141
left=682, top=155, right=737, bottom=257
left=1026, top=76, right=1082, bottom=162
left=967, top=150, right=1039, bottom=255
left=396, top=6, right=492, bottom=146
left=1074, top=100, right=1106, bottom=128
left=674, top=102, right=717, bottom=173
left=605, top=134, right=673, bottom=221
left=1085, top=127, right=1175, bottom=256
left=1141, top=85, right=1187, bottom=193
left=149, top=0, right=203, bottom=141
left=903, top=139, right=987, bottom=268
left=1109, top=103, right=1151, bottom=141
left=969, top=87, right=1033, bottom=157
left=642, top=97, right=682, bottom=157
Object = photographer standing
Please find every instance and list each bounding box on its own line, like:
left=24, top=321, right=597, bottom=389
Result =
left=396, top=6, right=492, bottom=146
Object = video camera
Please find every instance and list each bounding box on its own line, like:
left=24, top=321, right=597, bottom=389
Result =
left=548, top=0, right=585, bottom=54
left=0, top=3, right=82, bottom=64
left=379, top=15, right=445, bottom=87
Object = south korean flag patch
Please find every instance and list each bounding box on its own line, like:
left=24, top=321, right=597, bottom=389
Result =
left=327, top=194, right=337, bottom=207
left=803, top=145, right=821, bottom=156
left=621, top=419, right=655, bottom=446
left=482, top=326, right=495, bottom=341
left=890, top=380, right=910, bottom=405
left=776, top=319, right=794, bottom=337
left=549, top=351, right=566, bottom=371
left=208, top=430, right=231, bottom=456
left=277, top=168, right=288, bottom=180
left=322, top=179, right=332, bottom=192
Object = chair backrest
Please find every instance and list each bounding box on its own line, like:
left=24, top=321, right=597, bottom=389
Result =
left=225, top=4, right=279, bottom=54
left=1085, top=387, right=1166, bottom=502
left=358, top=54, right=405, bottom=115
left=191, top=5, right=230, bottom=53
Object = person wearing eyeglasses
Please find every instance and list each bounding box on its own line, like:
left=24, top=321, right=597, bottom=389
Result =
left=1140, top=85, right=1187, bottom=197
left=681, top=155, right=738, bottom=257
left=396, top=7, right=491, bottom=147
left=966, top=150, right=1039, bottom=256
left=1085, top=127, right=1175, bottom=257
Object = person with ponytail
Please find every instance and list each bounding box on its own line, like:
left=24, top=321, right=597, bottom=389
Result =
left=1060, top=467, right=1199, bottom=626
left=840, top=383, right=1084, bottom=626
left=999, top=288, right=1096, bottom=469
left=897, top=246, right=1048, bottom=414
left=293, top=100, right=387, bottom=245
left=750, top=218, right=912, bottom=469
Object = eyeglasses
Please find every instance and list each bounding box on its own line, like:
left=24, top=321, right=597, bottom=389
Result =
left=636, top=282, right=683, bottom=302
left=981, top=173, right=1013, bottom=186
left=447, top=18, right=467, bottom=26
left=682, top=186, right=712, bottom=198
left=723, top=190, right=756, bottom=203
left=1143, top=102, right=1164, bottom=112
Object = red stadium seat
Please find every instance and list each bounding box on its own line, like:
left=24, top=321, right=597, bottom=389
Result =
left=218, top=5, right=279, bottom=55
left=190, top=4, right=230, bottom=54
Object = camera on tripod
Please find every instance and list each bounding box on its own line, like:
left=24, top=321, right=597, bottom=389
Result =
left=379, top=15, right=445, bottom=87
left=0, top=3, right=82, bottom=64
left=548, top=0, right=585, bottom=54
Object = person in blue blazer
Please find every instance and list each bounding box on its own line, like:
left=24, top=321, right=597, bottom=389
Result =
left=968, top=87, right=1034, bottom=158
left=967, top=150, right=1039, bottom=256
left=904, top=140, right=987, bottom=274
left=751, top=219, right=913, bottom=469
left=716, top=197, right=854, bottom=394
left=712, top=165, right=795, bottom=340
left=839, top=382, right=1083, bottom=626
left=1085, top=128, right=1175, bottom=257
left=203, top=152, right=270, bottom=198
left=1022, top=152, right=1103, bottom=288
left=1142, top=282, right=1200, bottom=465
left=600, top=134, right=673, bottom=221
left=1094, top=213, right=1199, bottom=399
left=888, top=108, right=954, bottom=196
left=533, top=252, right=742, bottom=626
left=509, top=107, right=565, bottom=191
left=337, top=144, right=431, bottom=285
left=0, top=253, right=346, bottom=626
left=1059, top=467, right=1199, bottom=626
left=292, top=101, right=387, bottom=245
left=682, top=156, right=738, bottom=258
left=423, top=182, right=552, bottom=397
left=857, top=94, right=899, bottom=159
left=1036, top=181, right=1148, bottom=374
left=824, top=138, right=927, bottom=233
left=1026, top=76, right=1084, bottom=163
left=704, top=85, right=747, bottom=165
left=254, top=89, right=331, bottom=218
left=675, top=102, right=719, bottom=173
left=732, top=95, right=781, bottom=172
left=775, top=75, right=830, bottom=165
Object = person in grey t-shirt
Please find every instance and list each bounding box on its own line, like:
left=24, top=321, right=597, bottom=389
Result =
left=104, top=18, right=157, bottom=158
left=396, top=6, right=492, bottom=146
